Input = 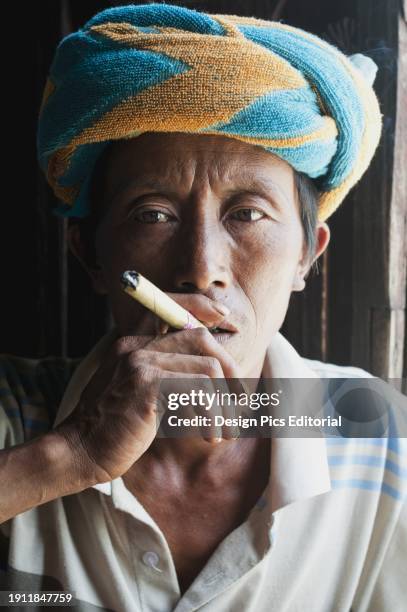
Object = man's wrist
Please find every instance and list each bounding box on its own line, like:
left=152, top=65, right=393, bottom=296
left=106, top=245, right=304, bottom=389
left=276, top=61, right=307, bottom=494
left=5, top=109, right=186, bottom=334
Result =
left=43, top=427, right=99, bottom=496
left=0, top=430, right=97, bottom=524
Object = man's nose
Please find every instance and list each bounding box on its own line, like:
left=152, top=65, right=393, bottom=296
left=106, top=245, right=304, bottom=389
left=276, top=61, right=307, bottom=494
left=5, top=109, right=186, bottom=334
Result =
left=173, top=219, right=231, bottom=292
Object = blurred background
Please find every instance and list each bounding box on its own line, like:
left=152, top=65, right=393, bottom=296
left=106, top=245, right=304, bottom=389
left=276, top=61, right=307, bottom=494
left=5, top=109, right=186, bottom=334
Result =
left=2, top=0, right=406, bottom=386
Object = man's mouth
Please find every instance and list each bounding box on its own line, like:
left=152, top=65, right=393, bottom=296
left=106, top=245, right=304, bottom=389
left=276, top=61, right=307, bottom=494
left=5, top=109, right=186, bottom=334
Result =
left=206, top=320, right=238, bottom=342
left=207, top=327, right=236, bottom=344
left=166, top=320, right=238, bottom=337
left=207, top=320, right=238, bottom=334
left=208, top=327, right=232, bottom=335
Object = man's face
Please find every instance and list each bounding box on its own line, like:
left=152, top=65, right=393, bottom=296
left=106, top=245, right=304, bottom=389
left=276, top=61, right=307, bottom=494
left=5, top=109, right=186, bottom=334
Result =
left=89, top=133, right=312, bottom=376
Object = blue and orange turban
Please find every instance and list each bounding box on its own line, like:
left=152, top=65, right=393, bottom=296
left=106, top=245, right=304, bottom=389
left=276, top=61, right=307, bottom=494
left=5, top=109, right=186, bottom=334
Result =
left=37, top=3, right=382, bottom=221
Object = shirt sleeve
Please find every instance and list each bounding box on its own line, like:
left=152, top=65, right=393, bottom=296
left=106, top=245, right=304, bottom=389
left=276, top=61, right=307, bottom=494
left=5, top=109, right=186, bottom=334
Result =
left=0, top=356, right=26, bottom=449
left=0, top=354, right=80, bottom=449
left=0, top=354, right=80, bottom=536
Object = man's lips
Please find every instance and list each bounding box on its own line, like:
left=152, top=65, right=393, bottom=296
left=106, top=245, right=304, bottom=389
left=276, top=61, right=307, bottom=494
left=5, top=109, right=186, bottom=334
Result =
left=166, top=318, right=239, bottom=334
left=207, top=319, right=238, bottom=333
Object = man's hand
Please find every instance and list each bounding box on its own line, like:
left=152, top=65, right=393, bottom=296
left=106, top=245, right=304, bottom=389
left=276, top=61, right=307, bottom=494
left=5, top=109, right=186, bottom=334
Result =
left=0, top=294, right=241, bottom=523
left=55, top=293, right=241, bottom=485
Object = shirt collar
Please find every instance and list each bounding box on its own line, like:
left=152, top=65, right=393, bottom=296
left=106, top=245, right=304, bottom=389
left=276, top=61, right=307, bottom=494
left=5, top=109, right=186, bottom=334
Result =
left=262, top=333, right=331, bottom=512
left=54, top=330, right=331, bottom=512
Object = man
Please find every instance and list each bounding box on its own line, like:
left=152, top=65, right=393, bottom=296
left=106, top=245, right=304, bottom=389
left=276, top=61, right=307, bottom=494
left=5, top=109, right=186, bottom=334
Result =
left=1, top=4, right=405, bottom=611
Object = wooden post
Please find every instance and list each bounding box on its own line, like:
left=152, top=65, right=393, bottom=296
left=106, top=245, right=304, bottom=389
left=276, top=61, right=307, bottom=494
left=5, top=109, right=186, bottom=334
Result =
left=351, top=0, right=407, bottom=380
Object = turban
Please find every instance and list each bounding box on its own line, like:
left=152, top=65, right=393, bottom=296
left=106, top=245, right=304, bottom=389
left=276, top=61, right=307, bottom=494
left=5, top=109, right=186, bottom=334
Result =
left=37, top=3, right=382, bottom=221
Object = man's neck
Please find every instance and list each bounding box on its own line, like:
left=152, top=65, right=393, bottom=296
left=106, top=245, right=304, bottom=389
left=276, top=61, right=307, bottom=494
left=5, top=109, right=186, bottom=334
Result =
left=123, top=436, right=271, bottom=503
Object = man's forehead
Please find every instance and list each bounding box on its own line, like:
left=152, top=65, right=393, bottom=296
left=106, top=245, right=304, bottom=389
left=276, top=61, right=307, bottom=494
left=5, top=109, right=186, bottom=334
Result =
left=105, top=134, right=293, bottom=194
left=106, top=164, right=294, bottom=210
left=113, top=131, right=282, bottom=157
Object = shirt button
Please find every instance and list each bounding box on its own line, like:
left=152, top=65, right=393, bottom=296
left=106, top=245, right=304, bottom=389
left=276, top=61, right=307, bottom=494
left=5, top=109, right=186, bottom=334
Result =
left=142, top=551, right=160, bottom=569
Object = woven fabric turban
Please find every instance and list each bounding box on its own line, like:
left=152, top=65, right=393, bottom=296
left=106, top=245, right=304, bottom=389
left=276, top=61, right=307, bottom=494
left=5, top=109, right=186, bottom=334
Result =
left=37, top=3, right=382, bottom=221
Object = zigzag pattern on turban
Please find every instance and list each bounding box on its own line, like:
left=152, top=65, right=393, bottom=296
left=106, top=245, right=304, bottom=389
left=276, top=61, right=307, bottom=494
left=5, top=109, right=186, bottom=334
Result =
left=37, top=3, right=382, bottom=221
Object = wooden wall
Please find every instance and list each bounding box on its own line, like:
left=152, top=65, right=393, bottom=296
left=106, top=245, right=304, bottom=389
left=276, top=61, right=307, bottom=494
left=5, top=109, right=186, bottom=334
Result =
left=2, top=0, right=406, bottom=385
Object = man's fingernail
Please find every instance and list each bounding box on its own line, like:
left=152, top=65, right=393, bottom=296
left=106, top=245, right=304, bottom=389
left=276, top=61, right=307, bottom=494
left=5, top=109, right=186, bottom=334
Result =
left=159, top=322, right=169, bottom=334
left=205, top=436, right=223, bottom=444
left=215, top=304, right=230, bottom=316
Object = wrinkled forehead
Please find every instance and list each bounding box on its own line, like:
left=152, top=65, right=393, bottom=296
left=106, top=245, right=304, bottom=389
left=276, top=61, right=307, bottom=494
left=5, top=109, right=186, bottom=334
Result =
left=102, top=132, right=296, bottom=203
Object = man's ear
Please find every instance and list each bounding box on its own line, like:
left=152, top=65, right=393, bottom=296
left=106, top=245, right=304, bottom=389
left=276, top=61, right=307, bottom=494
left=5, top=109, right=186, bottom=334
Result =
left=67, top=224, right=108, bottom=295
left=292, top=222, right=330, bottom=292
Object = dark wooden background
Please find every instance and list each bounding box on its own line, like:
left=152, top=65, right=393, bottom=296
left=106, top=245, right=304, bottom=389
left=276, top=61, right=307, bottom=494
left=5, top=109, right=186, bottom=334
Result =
left=2, top=0, right=406, bottom=386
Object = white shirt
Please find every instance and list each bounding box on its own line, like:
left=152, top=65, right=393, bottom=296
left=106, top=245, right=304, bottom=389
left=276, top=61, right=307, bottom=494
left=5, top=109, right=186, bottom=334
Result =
left=1, top=332, right=406, bottom=611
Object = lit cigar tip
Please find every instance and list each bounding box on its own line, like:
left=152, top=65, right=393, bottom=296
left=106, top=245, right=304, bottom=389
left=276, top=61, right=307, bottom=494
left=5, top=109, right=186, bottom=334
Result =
left=121, top=270, right=140, bottom=291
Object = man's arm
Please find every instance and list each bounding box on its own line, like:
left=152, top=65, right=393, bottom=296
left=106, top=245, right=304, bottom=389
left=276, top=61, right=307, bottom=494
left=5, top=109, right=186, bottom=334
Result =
left=1, top=296, right=240, bottom=523
left=0, top=431, right=95, bottom=524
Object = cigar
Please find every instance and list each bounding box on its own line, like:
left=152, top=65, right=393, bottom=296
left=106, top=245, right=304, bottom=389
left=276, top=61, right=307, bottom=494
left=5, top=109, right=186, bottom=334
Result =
left=121, top=270, right=248, bottom=416
left=120, top=271, right=205, bottom=330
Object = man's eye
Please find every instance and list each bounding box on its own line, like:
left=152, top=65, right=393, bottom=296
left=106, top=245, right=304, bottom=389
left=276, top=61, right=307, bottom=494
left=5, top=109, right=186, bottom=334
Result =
left=230, top=208, right=265, bottom=222
left=133, top=210, right=172, bottom=223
